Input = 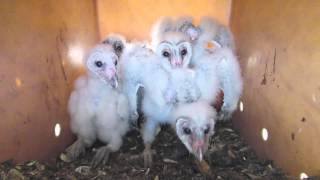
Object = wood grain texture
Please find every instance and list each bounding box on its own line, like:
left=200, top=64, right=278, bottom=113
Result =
left=0, top=0, right=99, bottom=163
left=96, top=0, right=231, bottom=40
left=230, top=0, right=320, bottom=177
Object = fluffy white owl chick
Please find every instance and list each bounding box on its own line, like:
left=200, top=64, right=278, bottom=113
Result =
left=196, top=18, right=242, bottom=120
left=119, top=43, right=201, bottom=167
left=66, top=43, right=130, bottom=167
left=118, top=42, right=163, bottom=122
left=178, top=17, right=243, bottom=121
left=141, top=67, right=203, bottom=167
left=212, top=47, right=243, bottom=120
left=194, top=47, right=242, bottom=121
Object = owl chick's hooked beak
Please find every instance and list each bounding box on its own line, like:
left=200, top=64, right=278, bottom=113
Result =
left=110, top=75, right=118, bottom=88
left=104, top=66, right=118, bottom=88
left=176, top=118, right=210, bottom=162
left=191, top=130, right=207, bottom=161
left=98, top=65, right=118, bottom=88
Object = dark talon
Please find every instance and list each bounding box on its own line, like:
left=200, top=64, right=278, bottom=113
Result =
left=91, top=146, right=110, bottom=168
left=66, top=139, right=86, bottom=161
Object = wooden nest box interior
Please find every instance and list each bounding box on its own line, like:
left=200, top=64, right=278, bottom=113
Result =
left=0, top=0, right=319, bottom=179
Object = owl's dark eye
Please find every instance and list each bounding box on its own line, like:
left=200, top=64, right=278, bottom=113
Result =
left=180, top=49, right=187, bottom=56
left=114, top=60, right=118, bottom=66
left=183, top=127, right=191, bottom=135
left=162, top=51, right=170, bottom=57
left=204, top=126, right=210, bottom=134
left=114, top=44, right=123, bottom=53
left=95, top=61, right=103, bottom=67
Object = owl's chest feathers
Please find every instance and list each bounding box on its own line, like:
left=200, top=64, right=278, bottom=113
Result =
left=87, top=81, right=116, bottom=108
left=90, top=94, right=103, bottom=107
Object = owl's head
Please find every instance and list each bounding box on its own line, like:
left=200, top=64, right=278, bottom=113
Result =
left=85, top=44, right=119, bottom=88
left=174, top=16, right=200, bottom=42
left=173, top=101, right=217, bottom=161
left=156, top=31, right=193, bottom=70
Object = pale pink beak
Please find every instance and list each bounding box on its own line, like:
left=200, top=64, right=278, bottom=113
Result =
left=104, top=67, right=116, bottom=80
left=192, top=138, right=205, bottom=161
left=104, top=67, right=118, bottom=88
left=171, top=59, right=183, bottom=68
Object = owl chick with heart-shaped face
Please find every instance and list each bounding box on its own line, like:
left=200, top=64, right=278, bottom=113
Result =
left=151, top=17, right=193, bottom=72
left=119, top=41, right=203, bottom=167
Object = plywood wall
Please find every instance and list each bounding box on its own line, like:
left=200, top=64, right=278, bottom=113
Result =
left=230, top=0, right=320, bottom=177
left=96, top=0, right=231, bottom=40
left=0, top=0, right=99, bottom=163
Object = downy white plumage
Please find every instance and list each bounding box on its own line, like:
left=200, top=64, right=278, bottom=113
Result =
left=66, top=38, right=130, bottom=167
left=177, top=16, right=243, bottom=120
left=119, top=41, right=201, bottom=167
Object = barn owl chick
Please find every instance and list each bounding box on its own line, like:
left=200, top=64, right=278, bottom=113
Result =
left=118, top=42, right=160, bottom=122
left=151, top=17, right=193, bottom=71
left=178, top=17, right=243, bottom=120
left=150, top=17, right=203, bottom=105
left=66, top=41, right=130, bottom=167
left=119, top=43, right=201, bottom=167
left=119, top=44, right=174, bottom=167
left=213, top=48, right=242, bottom=120
left=119, top=42, right=199, bottom=119
left=141, top=69, right=202, bottom=167
left=172, top=101, right=217, bottom=161
left=149, top=17, right=201, bottom=106
left=197, top=17, right=242, bottom=120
